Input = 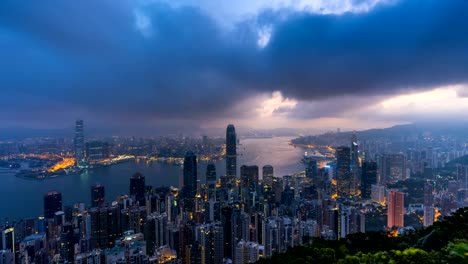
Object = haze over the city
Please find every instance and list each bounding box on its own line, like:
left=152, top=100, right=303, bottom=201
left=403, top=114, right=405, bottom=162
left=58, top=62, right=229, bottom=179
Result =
left=2, top=0, right=468, bottom=134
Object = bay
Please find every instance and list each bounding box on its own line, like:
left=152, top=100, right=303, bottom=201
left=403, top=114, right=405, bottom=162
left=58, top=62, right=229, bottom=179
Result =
left=0, top=137, right=305, bottom=221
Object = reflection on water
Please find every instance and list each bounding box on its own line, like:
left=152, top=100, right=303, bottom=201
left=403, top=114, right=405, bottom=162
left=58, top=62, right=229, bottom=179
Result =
left=0, top=136, right=304, bottom=220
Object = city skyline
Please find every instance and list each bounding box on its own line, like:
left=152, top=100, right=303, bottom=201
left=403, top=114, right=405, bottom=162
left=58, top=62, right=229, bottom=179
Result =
left=1, top=1, right=468, bottom=134
left=1, top=1, right=468, bottom=263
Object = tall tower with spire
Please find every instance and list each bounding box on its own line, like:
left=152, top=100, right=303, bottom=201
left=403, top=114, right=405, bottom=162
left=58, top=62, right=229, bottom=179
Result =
left=226, top=124, right=237, bottom=178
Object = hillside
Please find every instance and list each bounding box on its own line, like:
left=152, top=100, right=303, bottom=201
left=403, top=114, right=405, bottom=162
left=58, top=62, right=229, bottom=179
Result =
left=256, top=207, right=468, bottom=264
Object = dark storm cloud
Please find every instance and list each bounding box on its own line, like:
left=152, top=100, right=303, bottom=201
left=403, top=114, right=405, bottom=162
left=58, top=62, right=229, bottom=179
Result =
left=0, top=0, right=259, bottom=126
left=1, top=0, right=468, bottom=128
left=262, top=0, right=468, bottom=101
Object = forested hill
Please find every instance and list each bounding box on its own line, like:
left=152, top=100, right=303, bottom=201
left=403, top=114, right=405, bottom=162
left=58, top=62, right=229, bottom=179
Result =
left=256, top=207, right=468, bottom=264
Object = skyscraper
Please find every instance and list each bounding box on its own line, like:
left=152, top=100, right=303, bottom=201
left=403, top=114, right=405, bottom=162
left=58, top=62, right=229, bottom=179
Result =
left=387, top=189, right=405, bottom=228
left=183, top=151, right=197, bottom=213
left=1, top=228, right=15, bottom=253
left=350, top=132, right=360, bottom=196
left=91, top=184, right=105, bottom=207
left=74, top=119, right=84, bottom=161
left=240, top=165, right=259, bottom=204
left=226, top=124, right=237, bottom=178
left=336, top=146, right=351, bottom=198
left=262, top=165, right=274, bottom=187
left=361, top=161, right=377, bottom=199
left=381, top=154, right=406, bottom=184
left=206, top=164, right=217, bottom=200
left=130, top=172, right=146, bottom=206
left=44, top=191, right=62, bottom=219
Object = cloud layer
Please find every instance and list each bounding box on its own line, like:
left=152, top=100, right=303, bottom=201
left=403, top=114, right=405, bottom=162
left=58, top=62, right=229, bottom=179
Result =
left=1, top=0, right=468, bottom=131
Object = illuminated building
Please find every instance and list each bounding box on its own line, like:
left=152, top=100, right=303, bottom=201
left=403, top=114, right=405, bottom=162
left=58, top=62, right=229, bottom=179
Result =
left=361, top=161, right=377, bottom=199
left=262, top=165, right=274, bottom=187
left=130, top=172, right=146, bottom=206
left=206, top=164, right=217, bottom=200
left=235, top=240, right=260, bottom=264
left=59, top=223, right=74, bottom=262
left=43, top=191, right=62, bottom=219
left=381, top=154, right=406, bottom=184
left=226, top=124, right=237, bottom=179
left=350, top=132, right=360, bottom=196
left=387, top=189, right=405, bottom=228
left=195, top=223, right=224, bottom=264
left=336, top=146, right=351, bottom=198
left=183, top=151, right=197, bottom=213
left=74, top=119, right=85, bottom=161
left=145, top=213, right=167, bottom=256
left=262, top=217, right=280, bottom=257
left=1, top=228, right=15, bottom=253
left=423, top=206, right=434, bottom=227
left=305, top=160, right=318, bottom=181
left=240, top=165, right=259, bottom=205
left=85, top=141, right=110, bottom=162
left=91, top=184, right=105, bottom=208
left=371, top=184, right=386, bottom=204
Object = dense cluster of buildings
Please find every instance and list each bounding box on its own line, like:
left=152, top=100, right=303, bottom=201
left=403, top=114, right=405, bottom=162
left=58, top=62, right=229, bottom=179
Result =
left=1, top=124, right=468, bottom=264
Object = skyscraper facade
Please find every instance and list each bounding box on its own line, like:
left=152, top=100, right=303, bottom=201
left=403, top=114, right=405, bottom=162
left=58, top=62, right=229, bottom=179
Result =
left=75, top=119, right=84, bottom=161
left=361, top=161, right=377, bottom=199
left=381, top=154, right=407, bottom=184
left=336, top=146, right=351, bottom=198
left=130, top=173, right=146, bottom=206
left=262, top=165, right=274, bottom=187
left=350, top=132, right=360, bottom=196
left=206, top=164, right=217, bottom=200
left=183, top=151, right=197, bottom=213
left=91, top=184, right=105, bottom=208
left=387, top=189, right=405, bottom=228
left=226, top=124, right=237, bottom=178
left=44, top=191, right=62, bottom=219
left=240, top=165, right=259, bottom=204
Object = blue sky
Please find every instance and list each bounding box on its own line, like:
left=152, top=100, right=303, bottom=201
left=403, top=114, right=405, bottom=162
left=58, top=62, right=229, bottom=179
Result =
left=1, top=0, right=468, bottom=133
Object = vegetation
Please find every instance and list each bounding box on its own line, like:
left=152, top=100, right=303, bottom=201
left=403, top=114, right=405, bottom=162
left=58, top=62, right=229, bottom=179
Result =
left=256, top=207, right=468, bottom=264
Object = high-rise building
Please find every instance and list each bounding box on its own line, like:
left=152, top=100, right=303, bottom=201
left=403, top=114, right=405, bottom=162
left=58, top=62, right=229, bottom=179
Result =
left=221, top=206, right=233, bottom=259
left=85, top=141, right=110, bottom=162
left=371, top=184, right=386, bottom=204
left=262, top=165, right=274, bottom=187
left=235, top=240, right=260, bottom=264
left=75, top=119, right=85, bottom=161
left=423, top=206, right=434, bottom=227
left=336, top=146, right=351, bottom=198
left=130, top=172, right=146, bottom=206
left=196, top=223, right=224, bottom=264
left=350, top=132, right=360, bottom=196
left=424, top=182, right=434, bottom=206
left=240, top=165, right=259, bottom=204
left=43, top=191, right=62, bottom=219
left=1, top=228, right=15, bottom=253
left=59, top=223, right=74, bottom=262
left=91, top=184, right=105, bottom=207
left=183, top=151, right=197, bottom=213
left=262, top=217, right=280, bottom=258
left=305, top=160, right=318, bottom=179
left=226, top=124, right=237, bottom=178
left=206, top=164, right=217, bottom=200
left=361, top=161, right=377, bottom=199
left=387, top=189, right=405, bottom=228
left=381, top=154, right=406, bottom=184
